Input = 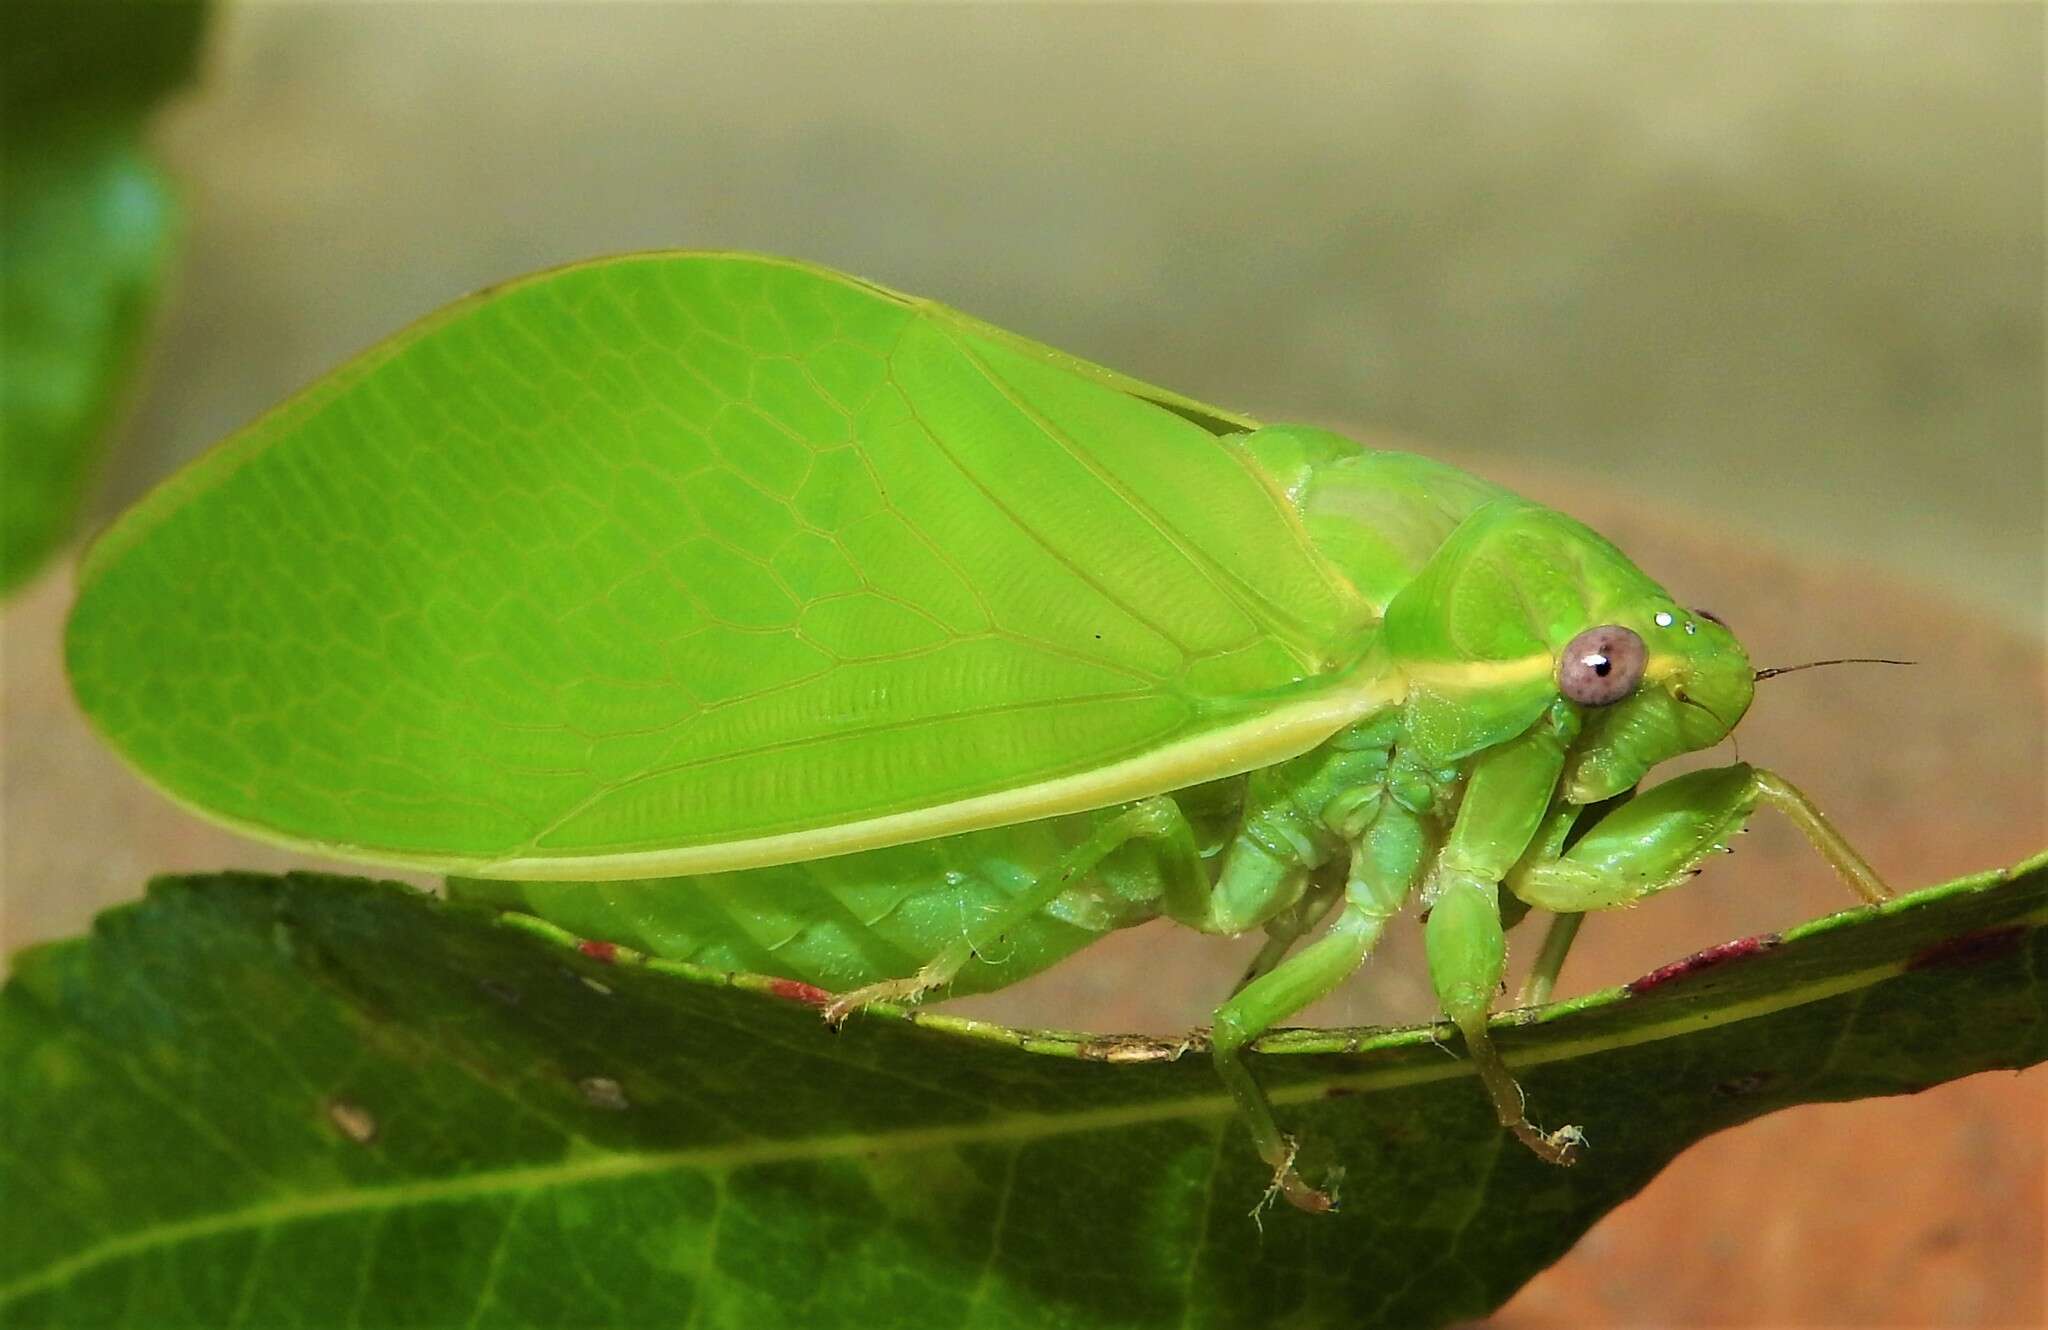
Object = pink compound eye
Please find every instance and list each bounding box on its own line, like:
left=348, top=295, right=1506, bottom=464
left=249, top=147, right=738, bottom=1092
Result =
left=1558, top=625, right=1646, bottom=706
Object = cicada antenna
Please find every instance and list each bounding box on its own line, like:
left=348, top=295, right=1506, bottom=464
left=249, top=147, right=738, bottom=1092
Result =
left=1753, top=657, right=1913, bottom=681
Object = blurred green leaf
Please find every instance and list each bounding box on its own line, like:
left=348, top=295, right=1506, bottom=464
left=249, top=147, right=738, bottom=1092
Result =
left=2, top=857, right=2042, bottom=1328
left=0, top=1, right=205, bottom=595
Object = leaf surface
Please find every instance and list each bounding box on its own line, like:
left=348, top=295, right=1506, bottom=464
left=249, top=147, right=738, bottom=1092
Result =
left=3, top=856, right=2043, bottom=1328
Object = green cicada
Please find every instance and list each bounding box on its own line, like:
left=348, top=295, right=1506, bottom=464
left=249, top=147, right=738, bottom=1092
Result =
left=66, top=252, right=1889, bottom=1211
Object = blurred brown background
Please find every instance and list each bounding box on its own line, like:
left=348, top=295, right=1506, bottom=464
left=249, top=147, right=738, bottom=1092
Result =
left=3, top=6, right=2042, bottom=1326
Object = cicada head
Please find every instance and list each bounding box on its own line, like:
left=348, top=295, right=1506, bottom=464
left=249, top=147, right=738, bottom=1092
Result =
left=1376, top=498, right=1754, bottom=798
left=1557, top=607, right=1755, bottom=803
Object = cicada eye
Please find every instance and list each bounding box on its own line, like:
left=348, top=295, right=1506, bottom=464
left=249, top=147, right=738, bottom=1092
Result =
left=1558, top=625, right=1647, bottom=706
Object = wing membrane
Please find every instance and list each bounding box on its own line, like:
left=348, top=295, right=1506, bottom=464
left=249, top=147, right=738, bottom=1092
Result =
left=68, top=254, right=1377, bottom=876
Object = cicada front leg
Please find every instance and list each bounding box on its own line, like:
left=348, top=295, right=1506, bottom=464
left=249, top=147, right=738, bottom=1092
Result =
left=1508, top=763, right=1890, bottom=915
left=1509, top=762, right=1892, bottom=1008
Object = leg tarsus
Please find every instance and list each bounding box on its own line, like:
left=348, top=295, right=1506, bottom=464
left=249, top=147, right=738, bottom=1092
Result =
left=820, top=959, right=956, bottom=1026
left=1251, top=1135, right=1340, bottom=1218
left=1460, top=1016, right=1582, bottom=1165
left=1212, top=1044, right=1338, bottom=1214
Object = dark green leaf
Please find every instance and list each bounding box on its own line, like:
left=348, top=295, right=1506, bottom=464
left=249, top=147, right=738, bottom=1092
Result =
left=3, top=857, right=2043, bottom=1329
left=0, top=1, right=204, bottom=595
left=2, top=2, right=206, bottom=122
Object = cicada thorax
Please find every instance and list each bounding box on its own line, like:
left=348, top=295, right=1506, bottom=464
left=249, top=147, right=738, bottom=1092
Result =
left=1234, top=424, right=1516, bottom=614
